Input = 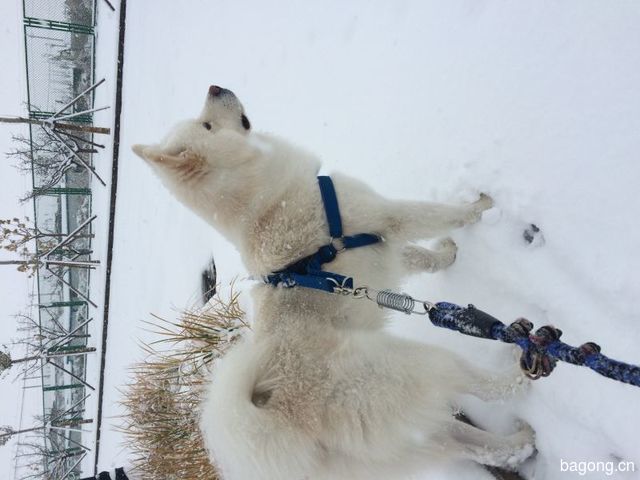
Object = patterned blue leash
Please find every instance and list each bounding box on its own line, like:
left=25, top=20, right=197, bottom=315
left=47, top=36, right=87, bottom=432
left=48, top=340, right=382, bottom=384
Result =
left=337, top=287, right=640, bottom=388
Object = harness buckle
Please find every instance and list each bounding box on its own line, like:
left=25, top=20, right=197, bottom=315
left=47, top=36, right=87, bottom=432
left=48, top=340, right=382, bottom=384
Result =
left=330, top=236, right=346, bottom=253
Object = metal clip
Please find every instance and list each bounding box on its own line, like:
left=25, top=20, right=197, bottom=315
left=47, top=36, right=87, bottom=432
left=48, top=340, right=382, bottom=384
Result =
left=327, top=277, right=354, bottom=295
left=520, top=351, right=547, bottom=380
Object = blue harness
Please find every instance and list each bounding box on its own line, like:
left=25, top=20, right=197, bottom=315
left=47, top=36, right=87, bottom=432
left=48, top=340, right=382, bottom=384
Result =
left=265, top=176, right=381, bottom=293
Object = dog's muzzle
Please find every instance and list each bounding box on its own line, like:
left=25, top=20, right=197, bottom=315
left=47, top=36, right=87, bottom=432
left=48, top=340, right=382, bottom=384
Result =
left=209, top=85, right=234, bottom=98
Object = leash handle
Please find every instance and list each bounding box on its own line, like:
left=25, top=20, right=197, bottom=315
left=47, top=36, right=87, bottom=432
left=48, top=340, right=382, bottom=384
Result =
left=428, top=302, right=502, bottom=338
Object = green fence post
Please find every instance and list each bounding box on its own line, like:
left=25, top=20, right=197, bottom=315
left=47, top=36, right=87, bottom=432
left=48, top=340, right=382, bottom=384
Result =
left=43, top=384, right=84, bottom=392
left=47, top=345, right=96, bottom=355
left=24, top=17, right=94, bottom=35
left=39, top=300, right=88, bottom=309
left=32, top=187, right=92, bottom=196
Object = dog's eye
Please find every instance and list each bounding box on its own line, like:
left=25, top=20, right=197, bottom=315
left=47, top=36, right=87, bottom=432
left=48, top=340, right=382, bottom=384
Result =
left=241, top=114, right=251, bottom=130
left=203, top=122, right=212, bottom=130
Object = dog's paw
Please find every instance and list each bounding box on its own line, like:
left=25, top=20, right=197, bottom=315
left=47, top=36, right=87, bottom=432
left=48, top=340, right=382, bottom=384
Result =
left=474, top=193, right=494, bottom=212
left=436, top=237, right=457, bottom=252
left=505, top=421, right=537, bottom=469
left=465, top=193, right=494, bottom=224
left=514, top=421, right=536, bottom=453
left=435, top=237, right=458, bottom=267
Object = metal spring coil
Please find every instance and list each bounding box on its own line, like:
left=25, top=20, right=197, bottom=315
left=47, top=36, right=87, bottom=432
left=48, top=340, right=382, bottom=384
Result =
left=376, top=290, right=415, bottom=314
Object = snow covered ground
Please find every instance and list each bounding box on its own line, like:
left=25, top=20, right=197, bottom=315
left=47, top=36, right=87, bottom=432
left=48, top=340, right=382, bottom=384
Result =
left=95, top=1, right=640, bottom=478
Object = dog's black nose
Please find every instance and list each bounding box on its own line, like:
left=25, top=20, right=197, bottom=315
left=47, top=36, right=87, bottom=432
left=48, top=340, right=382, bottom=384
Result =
left=209, top=85, right=222, bottom=97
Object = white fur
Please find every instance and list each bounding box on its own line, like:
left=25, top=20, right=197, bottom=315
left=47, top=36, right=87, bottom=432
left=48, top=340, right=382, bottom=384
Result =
left=133, top=87, right=534, bottom=479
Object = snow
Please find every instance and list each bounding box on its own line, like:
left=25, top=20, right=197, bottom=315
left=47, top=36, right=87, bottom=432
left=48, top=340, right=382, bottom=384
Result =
left=91, top=0, right=640, bottom=479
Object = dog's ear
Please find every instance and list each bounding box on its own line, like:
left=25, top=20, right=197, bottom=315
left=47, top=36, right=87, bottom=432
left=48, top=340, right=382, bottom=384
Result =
left=132, top=144, right=167, bottom=164
left=133, top=144, right=207, bottom=180
left=131, top=143, right=148, bottom=159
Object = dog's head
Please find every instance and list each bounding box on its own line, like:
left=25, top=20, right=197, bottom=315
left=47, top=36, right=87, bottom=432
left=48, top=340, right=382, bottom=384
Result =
left=131, top=85, right=319, bottom=243
left=132, top=85, right=255, bottom=185
left=131, top=85, right=266, bottom=238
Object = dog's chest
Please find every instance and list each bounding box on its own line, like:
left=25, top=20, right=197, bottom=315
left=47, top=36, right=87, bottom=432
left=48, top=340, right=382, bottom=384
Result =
left=245, top=192, right=328, bottom=274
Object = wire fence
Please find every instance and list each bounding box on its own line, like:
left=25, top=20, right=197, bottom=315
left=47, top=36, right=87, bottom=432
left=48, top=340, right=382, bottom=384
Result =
left=24, top=0, right=95, bottom=26
left=18, top=1, right=100, bottom=479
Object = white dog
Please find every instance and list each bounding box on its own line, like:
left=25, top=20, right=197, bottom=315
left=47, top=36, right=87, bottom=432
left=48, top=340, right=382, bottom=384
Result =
left=133, top=86, right=492, bottom=329
left=133, top=86, right=534, bottom=479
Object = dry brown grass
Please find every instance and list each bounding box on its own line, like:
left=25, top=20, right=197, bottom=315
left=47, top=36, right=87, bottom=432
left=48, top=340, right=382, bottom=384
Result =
left=120, top=288, right=248, bottom=479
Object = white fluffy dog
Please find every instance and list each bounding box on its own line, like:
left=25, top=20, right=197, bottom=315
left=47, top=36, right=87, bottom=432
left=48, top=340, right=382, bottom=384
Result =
left=133, top=86, right=534, bottom=479
left=133, top=86, right=491, bottom=328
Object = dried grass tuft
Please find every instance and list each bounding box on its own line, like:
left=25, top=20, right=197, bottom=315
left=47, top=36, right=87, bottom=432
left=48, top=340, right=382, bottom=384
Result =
left=120, top=287, right=248, bottom=479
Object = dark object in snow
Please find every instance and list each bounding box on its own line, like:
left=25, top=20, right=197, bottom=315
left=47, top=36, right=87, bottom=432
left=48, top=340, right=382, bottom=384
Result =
left=454, top=412, right=529, bottom=480
left=81, top=468, right=129, bottom=480
left=429, top=303, right=640, bottom=387
left=523, top=223, right=545, bottom=246
left=202, top=257, right=217, bottom=302
left=115, top=468, right=129, bottom=480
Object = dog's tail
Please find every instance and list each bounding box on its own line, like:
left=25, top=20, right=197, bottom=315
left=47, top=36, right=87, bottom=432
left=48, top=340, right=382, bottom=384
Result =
left=199, top=337, right=321, bottom=480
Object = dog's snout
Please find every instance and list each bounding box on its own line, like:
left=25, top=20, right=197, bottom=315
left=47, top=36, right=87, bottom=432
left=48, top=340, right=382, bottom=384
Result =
left=208, top=85, right=236, bottom=99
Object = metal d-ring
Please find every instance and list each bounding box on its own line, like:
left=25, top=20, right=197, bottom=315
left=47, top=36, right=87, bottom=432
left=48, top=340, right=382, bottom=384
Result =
left=330, top=236, right=346, bottom=253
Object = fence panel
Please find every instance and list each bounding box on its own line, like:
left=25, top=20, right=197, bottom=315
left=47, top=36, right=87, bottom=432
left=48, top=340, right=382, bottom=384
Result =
left=17, top=1, right=99, bottom=479
left=24, top=0, right=95, bottom=27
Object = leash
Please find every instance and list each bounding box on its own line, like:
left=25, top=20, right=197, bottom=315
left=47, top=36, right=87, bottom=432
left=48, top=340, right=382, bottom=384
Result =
left=263, top=176, right=640, bottom=388
left=330, top=284, right=640, bottom=388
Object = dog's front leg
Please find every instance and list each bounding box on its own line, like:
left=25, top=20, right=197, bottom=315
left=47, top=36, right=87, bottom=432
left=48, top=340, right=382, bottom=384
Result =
left=381, top=194, right=493, bottom=241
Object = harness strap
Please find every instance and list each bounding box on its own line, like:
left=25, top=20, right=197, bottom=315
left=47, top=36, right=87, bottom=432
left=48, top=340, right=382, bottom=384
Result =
left=265, top=176, right=381, bottom=293
left=318, top=176, right=342, bottom=238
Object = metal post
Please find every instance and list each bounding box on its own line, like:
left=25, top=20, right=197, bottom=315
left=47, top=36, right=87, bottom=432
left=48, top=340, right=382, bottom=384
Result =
left=24, top=17, right=94, bottom=35
left=58, top=452, right=88, bottom=480
left=39, top=300, right=87, bottom=309
left=52, top=106, right=110, bottom=123
left=51, top=418, right=93, bottom=428
left=45, top=265, right=98, bottom=307
left=32, top=187, right=91, bottom=196
left=51, top=78, right=105, bottom=118
left=46, top=345, right=96, bottom=356
left=43, top=384, right=84, bottom=392
left=47, top=360, right=95, bottom=391
left=42, top=214, right=97, bottom=258
left=49, top=130, right=107, bottom=186
left=45, top=318, right=93, bottom=351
